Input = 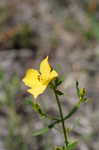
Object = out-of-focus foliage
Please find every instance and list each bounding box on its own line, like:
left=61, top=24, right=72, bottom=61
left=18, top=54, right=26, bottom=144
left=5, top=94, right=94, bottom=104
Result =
left=0, top=70, right=28, bottom=150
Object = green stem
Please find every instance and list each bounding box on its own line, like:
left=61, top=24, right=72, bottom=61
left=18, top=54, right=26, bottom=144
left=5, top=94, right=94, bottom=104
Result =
left=48, top=102, right=80, bottom=129
left=53, top=88, right=69, bottom=147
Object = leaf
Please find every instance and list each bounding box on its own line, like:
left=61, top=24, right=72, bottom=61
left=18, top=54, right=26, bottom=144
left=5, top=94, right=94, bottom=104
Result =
left=33, top=103, right=46, bottom=117
left=56, top=90, right=64, bottom=96
left=32, top=127, right=50, bottom=136
left=55, top=78, right=63, bottom=86
left=63, top=141, right=78, bottom=150
left=49, top=82, right=55, bottom=89
left=76, top=80, right=80, bottom=97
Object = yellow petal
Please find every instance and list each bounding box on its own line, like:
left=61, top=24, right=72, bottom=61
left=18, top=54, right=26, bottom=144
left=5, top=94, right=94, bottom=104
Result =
left=40, top=57, right=58, bottom=84
left=27, top=82, right=47, bottom=98
left=22, top=69, right=40, bottom=87
left=46, top=70, right=58, bottom=84
left=50, top=70, right=58, bottom=80
left=40, top=70, right=58, bottom=85
left=40, top=56, right=51, bottom=75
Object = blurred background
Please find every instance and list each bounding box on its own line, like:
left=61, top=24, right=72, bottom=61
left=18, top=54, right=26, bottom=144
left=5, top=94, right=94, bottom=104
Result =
left=0, top=0, right=99, bottom=150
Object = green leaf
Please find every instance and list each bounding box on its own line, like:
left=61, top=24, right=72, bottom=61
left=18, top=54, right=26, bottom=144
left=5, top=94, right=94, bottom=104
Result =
left=56, top=90, right=64, bottom=96
left=63, top=141, right=78, bottom=150
left=32, top=127, right=49, bottom=136
left=49, top=82, right=55, bottom=89
left=25, top=99, right=46, bottom=117
left=32, top=103, right=46, bottom=117
left=55, top=78, right=63, bottom=86
left=76, top=80, right=80, bottom=98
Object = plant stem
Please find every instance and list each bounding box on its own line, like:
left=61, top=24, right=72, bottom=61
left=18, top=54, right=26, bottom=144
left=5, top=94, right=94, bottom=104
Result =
left=53, top=88, right=68, bottom=147
left=48, top=103, right=80, bottom=129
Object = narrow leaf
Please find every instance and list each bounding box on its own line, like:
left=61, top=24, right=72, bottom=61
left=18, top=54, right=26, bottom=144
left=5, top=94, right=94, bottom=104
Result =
left=32, top=127, right=49, bottom=136
left=56, top=90, right=64, bottom=96
left=55, top=78, right=63, bottom=86
left=64, top=141, right=78, bottom=150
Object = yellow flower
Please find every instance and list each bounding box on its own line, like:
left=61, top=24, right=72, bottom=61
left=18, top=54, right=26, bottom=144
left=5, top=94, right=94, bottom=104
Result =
left=22, top=56, right=58, bottom=98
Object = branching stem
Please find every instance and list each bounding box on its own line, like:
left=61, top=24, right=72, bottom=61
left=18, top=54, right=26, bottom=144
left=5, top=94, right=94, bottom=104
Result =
left=53, top=88, right=69, bottom=147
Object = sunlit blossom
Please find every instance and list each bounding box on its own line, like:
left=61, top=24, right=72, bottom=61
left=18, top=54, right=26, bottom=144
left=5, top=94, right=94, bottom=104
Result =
left=22, top=56, right=58, bottom=98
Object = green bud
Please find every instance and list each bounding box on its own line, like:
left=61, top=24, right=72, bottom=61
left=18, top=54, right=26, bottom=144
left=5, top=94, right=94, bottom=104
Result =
left=79, top=88, right=87, bottom=102
left=79, top=88, right=86, bottom=97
